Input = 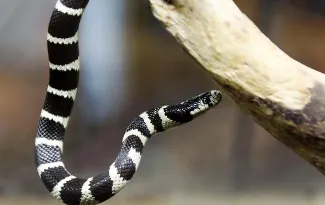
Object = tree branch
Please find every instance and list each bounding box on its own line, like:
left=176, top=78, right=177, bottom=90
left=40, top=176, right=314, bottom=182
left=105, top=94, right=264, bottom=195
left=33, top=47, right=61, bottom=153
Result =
left=149, top=0, right=325, bottom=174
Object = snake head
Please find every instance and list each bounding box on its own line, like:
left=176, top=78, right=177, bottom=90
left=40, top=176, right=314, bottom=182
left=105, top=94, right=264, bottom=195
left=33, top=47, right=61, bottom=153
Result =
left=207, top=90, right=223, bottom=107
left=185, top=90, right=222, bottom=116
left=200, top=90, right=223, bottom=108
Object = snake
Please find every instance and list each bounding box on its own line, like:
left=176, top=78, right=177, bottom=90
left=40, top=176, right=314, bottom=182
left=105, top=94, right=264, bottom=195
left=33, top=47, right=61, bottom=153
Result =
left=34, top=0, right=223, bottom=204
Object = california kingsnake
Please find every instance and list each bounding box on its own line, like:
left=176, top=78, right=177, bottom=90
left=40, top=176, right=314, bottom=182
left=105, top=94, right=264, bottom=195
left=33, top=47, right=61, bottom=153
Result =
left=34, top=0, right=223, bottom=204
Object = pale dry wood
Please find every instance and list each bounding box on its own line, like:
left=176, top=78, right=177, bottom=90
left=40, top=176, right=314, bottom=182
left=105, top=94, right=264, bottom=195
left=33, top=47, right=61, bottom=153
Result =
left=149, top=0, right=325, bottom=174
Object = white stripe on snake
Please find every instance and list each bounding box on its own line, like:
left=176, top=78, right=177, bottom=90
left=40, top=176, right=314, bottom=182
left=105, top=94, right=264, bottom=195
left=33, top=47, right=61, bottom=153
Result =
left=34, top=0, right=223, bottom=205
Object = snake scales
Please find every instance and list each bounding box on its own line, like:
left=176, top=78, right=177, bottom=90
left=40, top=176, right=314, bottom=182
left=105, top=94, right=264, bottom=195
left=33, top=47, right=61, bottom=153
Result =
left=34, top=0, right=223, bottom=204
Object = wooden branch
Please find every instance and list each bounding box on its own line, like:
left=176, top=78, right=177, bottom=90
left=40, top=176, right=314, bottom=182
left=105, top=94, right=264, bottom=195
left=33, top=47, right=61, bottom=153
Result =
left=149, top=0, right=325, bottom=174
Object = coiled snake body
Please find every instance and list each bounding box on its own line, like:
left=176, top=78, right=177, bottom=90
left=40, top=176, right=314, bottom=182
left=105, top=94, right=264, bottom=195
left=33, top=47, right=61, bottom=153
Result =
left=34, top=0, right=222, bottom=204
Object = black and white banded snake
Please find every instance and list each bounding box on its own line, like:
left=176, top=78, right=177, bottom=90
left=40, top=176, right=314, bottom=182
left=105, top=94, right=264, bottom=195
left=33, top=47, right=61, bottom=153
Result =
left=34, top=0, right=223, bottom=204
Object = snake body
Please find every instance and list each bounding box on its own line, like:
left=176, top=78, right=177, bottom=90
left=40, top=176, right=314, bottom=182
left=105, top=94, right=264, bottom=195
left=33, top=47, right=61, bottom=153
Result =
left=34, top=0, right=222, bottom=204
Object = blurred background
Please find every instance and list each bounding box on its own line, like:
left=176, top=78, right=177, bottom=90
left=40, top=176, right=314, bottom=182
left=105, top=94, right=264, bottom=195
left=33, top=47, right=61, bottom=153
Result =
left=0, top=0, right=325, bottom=204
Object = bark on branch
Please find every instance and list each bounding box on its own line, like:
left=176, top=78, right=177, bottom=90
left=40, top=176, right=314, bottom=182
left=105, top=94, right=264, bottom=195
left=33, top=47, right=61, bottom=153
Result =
left=149, top=0, right=325, bottom=174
